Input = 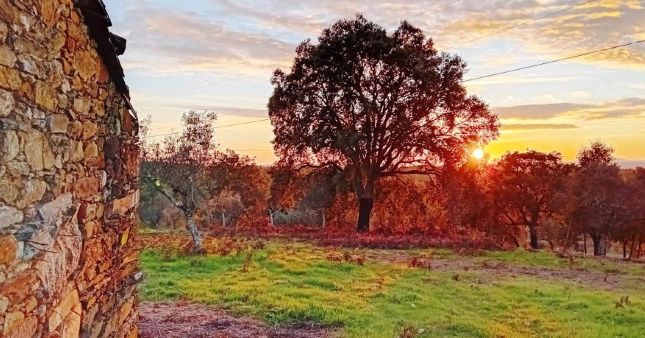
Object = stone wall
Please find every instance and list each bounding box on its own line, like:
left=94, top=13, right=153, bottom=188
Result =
left=0, top=1, right=140, bottom=337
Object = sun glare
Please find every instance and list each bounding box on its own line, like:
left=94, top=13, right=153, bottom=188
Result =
left=472, top=148, right=485, bottom=160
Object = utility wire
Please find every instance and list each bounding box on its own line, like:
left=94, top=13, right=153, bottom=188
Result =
left=144, top=39, right=645, bottom=137
left=136, top=81, right=222, bottom=106
left=135, top=0, right=593, bottom=109
left=447, top=0, right=597, bottom=49
left=143, top=118, right=270, bottom=139
left=463, top=39, right=645, bottom=83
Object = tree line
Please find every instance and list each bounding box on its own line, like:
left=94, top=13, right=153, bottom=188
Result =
left=138, top=112, right=644, bottom=258
left=138, top=16, right=644, bottom=257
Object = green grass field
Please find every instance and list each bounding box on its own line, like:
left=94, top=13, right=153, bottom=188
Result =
left=139, top=237, right=645, bottom=337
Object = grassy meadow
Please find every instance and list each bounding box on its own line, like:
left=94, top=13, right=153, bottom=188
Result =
left=139, top=235, right=645, bottom=337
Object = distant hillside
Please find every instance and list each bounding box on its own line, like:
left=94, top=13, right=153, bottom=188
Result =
left=616, top=159, right=645, bottom=169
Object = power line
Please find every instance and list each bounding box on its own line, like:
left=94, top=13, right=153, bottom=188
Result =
left=463, top=39, right=645, bottom=83
left=134, top=0, right=594, bottom=110
left=143, top=39, right=645, bottom=137
left=136, top=81, right=222, bottom=106
left=446, top=0, right=597, bottom=49
left=143, top=118, right=270, bottom=139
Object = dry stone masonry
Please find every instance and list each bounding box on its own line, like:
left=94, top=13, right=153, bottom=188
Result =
left=0, top=0, right=140, bottom=337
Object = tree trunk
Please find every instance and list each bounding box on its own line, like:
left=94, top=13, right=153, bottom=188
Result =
left=269, top=210, right=274, bottom=227
left=564, top=221, right=572, bottom=252
left=321, top=210, right=326, bottom=228
left=356, top=198, right=373, bottom=233
left=221, top=210, right=226, bottom=228
left=512, top=235, right=520, bottom=248
left=590, top=233, right=606, bottom=256
left=528, top=224, right=539, bottom=250
left=186, top=216, right=203, bottom=253
left=623, top=241, right=627, bottom=259
left=583, top=233, right=587, bottom=255
left=629, top=232, right=641, bottom=260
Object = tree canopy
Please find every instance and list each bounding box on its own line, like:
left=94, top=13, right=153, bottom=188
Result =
left=268, top=15, right=499, bottom=232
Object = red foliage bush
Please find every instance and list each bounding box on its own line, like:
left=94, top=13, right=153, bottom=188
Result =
left=201, top=223, right=502, bottom=251
left=317, top=234, right=501, bottom=250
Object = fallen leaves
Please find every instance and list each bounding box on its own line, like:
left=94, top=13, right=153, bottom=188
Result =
left=408, top=255, right=433, bottom=269
left=138, top=233, right=265, bottom=257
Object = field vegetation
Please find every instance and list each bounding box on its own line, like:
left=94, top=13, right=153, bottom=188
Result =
left=138, top=233, right=645, bottom=338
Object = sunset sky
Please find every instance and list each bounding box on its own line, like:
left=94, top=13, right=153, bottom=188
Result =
left=104, top=0, right=645, bottom=166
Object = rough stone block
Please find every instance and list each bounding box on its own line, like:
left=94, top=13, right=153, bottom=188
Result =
left=82, top=120, right=98, bottom=139
left=75, top=176, right=99, bottom=199
left=0, top=44, right=16, bottom=67
left=0, top=235, right=18, bottom=266
left=33, top=230, right=82, bottom=303
left=38, top=192, right=72, bottom=224
left=0, top=129, right=19, bottom=161
left=73, top=97, right=91, bottom=114
left=17, top=179, right=47, bottom=208
left=34, top=80, right=58, bottom=111
left=112, top=191, right=139, bottom=216
left=73, top=50, right=96, bottom=81
left=0, top=205, right=22, bottom=228
left=84, top=141, right=98, bottom=161
left=0, top=178, right=20, bottom=204
left=3, top=311, right=24, bottom=336
left=0, top=22, right=7, bottom=41
left=5, top=315, right=38, bottom=338
left=21, top=130, right=45, bottom=171
left=43, top=138, right=55, bottom=169
left=38, top=0, right=60, bottom=27
left=0, top=87, right=14, bottom=116
left=59, top=302, right=82, bottom=338
left=48, top=289, right=80, bottom=332
left=17, top=54, right=44, bottom=79
left=17, top=80, right=33, bottom=101
left=49, top=114, right=69, bottom=133
left=70, top=140, right=84, bottom=162
left=0, top=272, right=37, bottom=303
left=0, top=65, right=21, bottom=90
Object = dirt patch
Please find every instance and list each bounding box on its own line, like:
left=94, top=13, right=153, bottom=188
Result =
left=139, top=302, right=337, bottom=338
left=359, top=250, right=637, bottom=290
left=431, top=259, right=629, bottom=289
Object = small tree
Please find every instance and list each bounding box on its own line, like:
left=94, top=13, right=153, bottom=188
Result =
left=438, top=162, right=494, bottom=235
left=620, top=168, right=645, bottom=259
left=211, top=151, right=271, bottom=228
left=489, top=151, right=569, bottom=249
left=269, top=15, right=498, bottom=232
left=268, top=165, right=346, bottom=227
left=568, top=142, right=626, bottom=256
left=141, top=111, right=220, bottom=252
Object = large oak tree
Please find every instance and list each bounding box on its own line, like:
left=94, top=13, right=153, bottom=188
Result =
left=268, top=15, right=499, bottom=232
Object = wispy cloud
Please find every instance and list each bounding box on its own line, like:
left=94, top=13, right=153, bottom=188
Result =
left=114, top=3, right=294, bottom=76
left=503, top=123, right=579, bottom=130
left=493, top=103, right=592, bottom=119
left=111, top=0, right=645, bottom=76
left=170, top=104, right=268, bottom=117
left=494, top=98, right=645, bottom=120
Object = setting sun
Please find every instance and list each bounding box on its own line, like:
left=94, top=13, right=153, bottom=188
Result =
left=472, top=147, right=485, bottom=160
